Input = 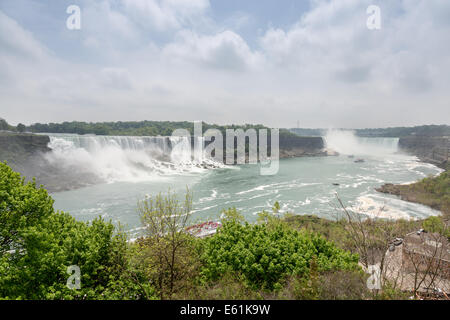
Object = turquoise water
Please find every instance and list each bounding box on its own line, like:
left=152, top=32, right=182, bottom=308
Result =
left=51, top=145, right=443, bottom=239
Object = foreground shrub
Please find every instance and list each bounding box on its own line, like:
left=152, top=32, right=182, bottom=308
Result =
left=199, top=217, right=360, bottom=290
left=278, top=269, right=369, bottom=300
left=0, top=162, right=136, bottom=299
left=134, top=189, right=201, bottom=299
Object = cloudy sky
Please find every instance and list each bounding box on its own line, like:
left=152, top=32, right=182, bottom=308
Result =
left=0, top=0, right=449, bottom=128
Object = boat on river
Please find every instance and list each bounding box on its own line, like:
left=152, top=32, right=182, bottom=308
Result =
left=186, top=221, right=222, bottom=238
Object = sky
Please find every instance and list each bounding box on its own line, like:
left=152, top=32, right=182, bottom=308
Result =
left=0, top=0, right=449, bottom=128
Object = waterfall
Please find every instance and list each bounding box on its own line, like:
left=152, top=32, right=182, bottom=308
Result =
left=45, top=134, right=219, bottom=184
left=324, top=130, right=399, bottom=156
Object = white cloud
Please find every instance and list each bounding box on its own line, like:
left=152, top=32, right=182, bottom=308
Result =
left=79, top=0, right=141, bottom=53
left=122, top=0, right=210, bottom=31
left=163, top=29, right=262, bottom=71
left=0, top=10, right=49, bottom=60
left=0, top=0, right=449, bottom=127
left=259, top=0, right=450, bottom=93
left=100, top=67, right=133, bottom=90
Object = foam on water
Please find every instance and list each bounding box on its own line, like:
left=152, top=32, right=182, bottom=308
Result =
left=351, top=194, right=441, bottom=220
left=46, top=133, right=223, bottom=184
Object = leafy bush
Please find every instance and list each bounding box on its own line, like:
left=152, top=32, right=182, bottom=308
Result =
left=199, top=214, right=360, bottom=290
left=0, top=162, right=54, bottom=256
left=0, top=162, right=136, bottom=299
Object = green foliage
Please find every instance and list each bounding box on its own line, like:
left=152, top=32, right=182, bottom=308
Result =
left=135, top=189, right=200, bottom=299
left=26, top=120, right=270, bottom=137
left=220, top=207, right=245, bottom=223
left=387, top=168, right=450, bottom=218
left=0, top=213, right=122, bottom=299
left=0, top=119, right=9, bottom=131
left=422, top=216, right=449, bottom=240
left=0, top=211, right=135, bottom=299
left=139, top=188, right=193, bottom=237
left=16, top=124, right=26, bottom=133
left=272, top=201, right=280, bottom=213
left=422, top=216, right=444, bottom=233
left=374, top=282, right=410, bottom=300
left=256, top=202, right=285, bottom=226
left=0, top=162, right=54, bottom=255
left=0, top=162, right=137, bottom=300
left=355, top=125, right=450, bottom=137
left=199, top=218, right=360, bottom=290
left=416, top=170, right=450, bottom=197
left=0, top=119, right=16, bottom=132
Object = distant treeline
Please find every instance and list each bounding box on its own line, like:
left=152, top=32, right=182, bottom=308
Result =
left=0, top=118, right=26, bottom=133
left=4, top=118, right=448, bottom=138
left=25, top=120, right=272, bottom=136
left=20, top=120, right=309, bottom=144
left=290, top=125, right=450, bottom=137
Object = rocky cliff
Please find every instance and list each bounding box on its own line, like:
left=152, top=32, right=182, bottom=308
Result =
left=399, top=136, right=449, bottom=168
left=0, top=133, right=54, bottom=186
left=0, top=133, right=102, bottom=192
left=204, top=133, right=329, bottom=162
left=279, top=136, right=328, bottom=158
left=0, top=133, right=50, bottom=166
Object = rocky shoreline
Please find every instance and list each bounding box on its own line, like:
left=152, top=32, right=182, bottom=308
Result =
left=398, top=135, right=449, bottom=169
left=376, top=135, right=449, bottom=218
left=375, top=183, right=441, bottom=212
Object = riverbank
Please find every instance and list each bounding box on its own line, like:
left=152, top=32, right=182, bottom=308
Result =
left=376, top=164, right=449, bottom=219
left=371, top=134, right=449, bottom=220
left=398, top=135, right=449, bottom=169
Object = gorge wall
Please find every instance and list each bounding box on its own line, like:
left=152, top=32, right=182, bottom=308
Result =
left=399, top=136, right=449, bottom=168
left=278, top=135, right=326, bottom=158
left=0, top=133, right=50, bottom=168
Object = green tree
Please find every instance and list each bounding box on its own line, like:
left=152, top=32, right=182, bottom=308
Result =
left=220, top=207, right=245, bottom=223
left=199, top=217, right=360, bottom=290
left=0, top=118, right=9, bottom=131
left=135, top=188, right=200, bottom=299
left=16, top=123, right=26, bottom=133
left=0, top=162, right=54, bottom=255
left=422, top=216, right=449, bottom=240
left=0, top=162, right=137, bottom=299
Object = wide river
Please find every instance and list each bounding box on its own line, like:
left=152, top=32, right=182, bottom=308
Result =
left=48, top=132, right=443, bottom=239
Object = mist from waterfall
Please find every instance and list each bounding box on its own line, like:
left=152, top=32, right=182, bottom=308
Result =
left=324, top=130, right=399, bottom=156
left=44, top=134, right=221, bottom=185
